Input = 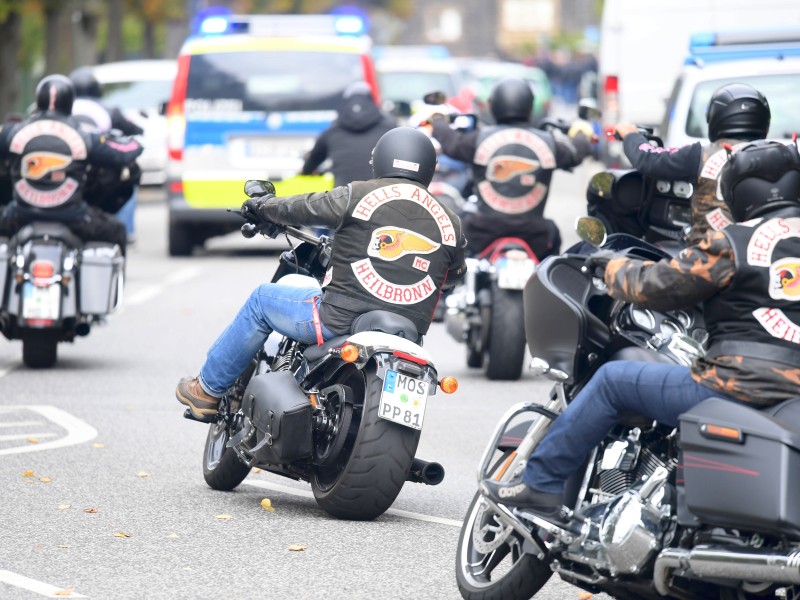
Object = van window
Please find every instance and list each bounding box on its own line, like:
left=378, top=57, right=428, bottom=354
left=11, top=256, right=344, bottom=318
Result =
left=186, top=51, right=364, bottom=112
left=103, top=80, right=175, bottom=111
left=685, top=74, right=800, bottom=139
left=660, top=75, right=684, bottom=141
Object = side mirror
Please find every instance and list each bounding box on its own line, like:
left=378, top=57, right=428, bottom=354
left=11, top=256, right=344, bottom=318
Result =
left=577, top=98, right=601, bottom=121
left=423, top=91, right=447, bottom=106
left=391, top=100, right=412, bottom=118
left=575, top=216, right=607, bottom=247
left=158, top=101, right=168, bottom=116
left=243, top=179, right=275, bottom=198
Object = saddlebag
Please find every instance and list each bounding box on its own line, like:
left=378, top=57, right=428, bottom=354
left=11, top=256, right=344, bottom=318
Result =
left=0, top=237, right=8, bottom=309
left=241, top=371, right=312, bottom=465
left=79, top=243, right=123, bottom=315
left=679, top=398, right=800, bottom=539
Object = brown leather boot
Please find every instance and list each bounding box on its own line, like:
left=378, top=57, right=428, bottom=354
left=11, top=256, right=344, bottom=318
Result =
left=175, top=376, right=220, bottom=419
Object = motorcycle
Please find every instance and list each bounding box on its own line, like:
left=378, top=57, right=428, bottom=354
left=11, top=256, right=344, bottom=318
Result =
left=0, top=166, right=128, bottom=368
left=187, top=181, right=458, bottom=521
left=455, top=218, right=800, bottom=600
left=587, top=127, right=695, bottom=252
left=442, top=108, right=598, bottom=382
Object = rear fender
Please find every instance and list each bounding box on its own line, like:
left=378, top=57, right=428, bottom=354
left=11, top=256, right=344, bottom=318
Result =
left=345, top=331, right=439, bottom=393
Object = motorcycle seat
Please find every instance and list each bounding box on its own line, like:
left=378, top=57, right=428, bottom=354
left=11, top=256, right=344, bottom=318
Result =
left=351, top=311, right=419, bottom=343
left=13, top=222, right=83, bottom=248
left=764, top=397, right=800, bottom=432
left=303, top=335, right=350, bottom=363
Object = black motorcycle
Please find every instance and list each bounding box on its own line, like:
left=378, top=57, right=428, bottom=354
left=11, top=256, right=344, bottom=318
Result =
left=187, top=182, right=457, bottom=521
left=455, top=219, right=800, bottom=600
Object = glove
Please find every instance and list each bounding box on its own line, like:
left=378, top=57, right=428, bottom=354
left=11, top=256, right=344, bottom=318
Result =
left=241, top=194, right=275, bottom=219
left=583, top=250, right=618, bottom=278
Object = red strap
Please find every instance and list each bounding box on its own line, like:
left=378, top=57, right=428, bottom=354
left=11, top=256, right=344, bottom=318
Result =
left=310, top=296, right=324, bottom=347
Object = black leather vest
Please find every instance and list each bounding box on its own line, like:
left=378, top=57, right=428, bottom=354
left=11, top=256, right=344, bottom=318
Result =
left=321, top=178, right=463, bottom=335
left=472, top=124, right=557, bottom=218
left=688, top=138, right=739, bottom=244
left=7, top=113, right=92, bottom=212
left=705, top=216, right=800, bottom=362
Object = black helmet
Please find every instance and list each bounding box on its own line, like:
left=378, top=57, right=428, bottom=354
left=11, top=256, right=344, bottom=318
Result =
left=370, top=127, right=437, bottom=187
left=69, top=66, right=102, bottom=98
left=719, top=140, right=800, bottom=222
left=706, top=83, right=770, bottom=142
left=489, top=78, right=533, bottom=123
left=35, top=74, right=75, bottom=115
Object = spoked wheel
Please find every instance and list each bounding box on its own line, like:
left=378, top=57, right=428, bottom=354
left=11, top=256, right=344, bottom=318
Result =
left=456, top=452, right=552, bottom=599
left=311, top=363, right=420, bottom=521
left=313, top=384, right=354, bottom=466
left=202, top=394, right=251, bottom=491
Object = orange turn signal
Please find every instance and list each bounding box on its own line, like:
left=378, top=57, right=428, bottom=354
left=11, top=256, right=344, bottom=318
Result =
left=439, top=376, right=458, bottom=394
left=340, top=344, right=360, bottom=363
left=701, top=423, right=743, bottom=443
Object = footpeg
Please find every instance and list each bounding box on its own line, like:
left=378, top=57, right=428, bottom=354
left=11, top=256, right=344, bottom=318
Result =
left=183, top=409, right=215, bottom=424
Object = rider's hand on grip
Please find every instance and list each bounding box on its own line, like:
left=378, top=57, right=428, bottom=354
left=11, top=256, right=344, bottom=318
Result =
left=582, top=250, right=617, bottom=279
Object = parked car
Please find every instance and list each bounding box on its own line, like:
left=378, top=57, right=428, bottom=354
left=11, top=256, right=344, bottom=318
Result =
left=457, top=58, right=553, bottom=123
left=661, top=30, right=800, bottom=149
left=91, top=59, right=178, bottom=186
left=165, top=13, right=379, bottom=256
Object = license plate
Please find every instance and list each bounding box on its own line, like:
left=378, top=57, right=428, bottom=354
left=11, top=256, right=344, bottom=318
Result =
left=379, top=370, right=428, bottom=430
left=496, top=257, right=536, bottom=289
left=22, top=282, right=61, bottom=321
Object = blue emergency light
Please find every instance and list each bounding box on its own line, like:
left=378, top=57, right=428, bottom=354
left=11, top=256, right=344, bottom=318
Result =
left=687, top=27, right=800, bottom=64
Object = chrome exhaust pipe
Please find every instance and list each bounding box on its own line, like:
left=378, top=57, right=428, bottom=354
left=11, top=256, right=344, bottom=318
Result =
left=654, top=546, right=800, bottom=596
left=406, top=458, right=445, bottom=485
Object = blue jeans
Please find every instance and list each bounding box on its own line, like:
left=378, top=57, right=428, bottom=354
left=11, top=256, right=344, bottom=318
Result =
left=114, top=188, right=137, bottom=237
left=523, top=361, right=740, bottom=494
left=198, top=283, right=336, bottom=397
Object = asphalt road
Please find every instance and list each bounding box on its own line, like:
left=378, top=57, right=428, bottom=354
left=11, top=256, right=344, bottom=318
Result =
left=0, top=160, right=611, bottom=600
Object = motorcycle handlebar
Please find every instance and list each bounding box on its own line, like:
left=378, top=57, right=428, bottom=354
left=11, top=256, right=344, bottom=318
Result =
left=232, top=208, right=324, bottom=245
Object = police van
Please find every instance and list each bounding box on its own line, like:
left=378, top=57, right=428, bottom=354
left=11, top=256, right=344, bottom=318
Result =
left=165, top=13, right=380, bottom=256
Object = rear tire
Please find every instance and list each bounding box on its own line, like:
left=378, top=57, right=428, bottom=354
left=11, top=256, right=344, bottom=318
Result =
left=466, top=326, right=484, bottom=368
left=202, top=420, right=251, bottom=491
left=311, top=364, right=420, bottom=520
left=168, top=222, right=193, bottom=257
left=22, top=332, right=58, bottom=369
left=484, top=285, right=526, bottom=381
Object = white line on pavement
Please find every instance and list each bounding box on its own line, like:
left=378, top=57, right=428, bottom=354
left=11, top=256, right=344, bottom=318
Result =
left=242, top=479, right=463, bottom=528
left=0, top=406, right=97, bottom=457
left=0, top=421, right=44, bottom=428
left=0, top=433, right=56, bottom=442
left=0, top=361, right=15, bottom=379
left=0, top=570, right=86, bottom=598
left=125, top=266, right=203, bottom=307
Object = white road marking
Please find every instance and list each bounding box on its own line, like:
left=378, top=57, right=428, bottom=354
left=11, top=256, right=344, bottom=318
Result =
left=0, top=406, right=97, bottom=456
left=125, top=266, right=203, bottom=307
left=0, top=433, right=56, bottom=442
left=0, top=420, right=44, bottom=428
left=0, top=570, right=86, bottom=598
left=242, top=479, right=463, bottom=528
left=0, top=361, right=15, bottom=379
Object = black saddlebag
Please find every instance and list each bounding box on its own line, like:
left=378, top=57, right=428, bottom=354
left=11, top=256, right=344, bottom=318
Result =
left=242, top=371, right=312, bottom=465
left=679, top=398, right=800, bottom=539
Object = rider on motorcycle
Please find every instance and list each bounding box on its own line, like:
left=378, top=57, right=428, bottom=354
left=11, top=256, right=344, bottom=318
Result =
left=0, top=74, right=143, bottom=254
left=427, top=77, right=592, bottom=259
left=614, top=82, right=771, bottom=245
left=483, top=139, right=800, bottom=516
left=176, top=127, right=467, bottom=419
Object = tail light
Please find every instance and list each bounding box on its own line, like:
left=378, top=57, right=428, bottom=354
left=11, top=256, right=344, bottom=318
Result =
left=31, top=261, right=54, bottom=279
left=167, top=54, right=191, bottom=162
left=603, top=75, right=619, bottom=124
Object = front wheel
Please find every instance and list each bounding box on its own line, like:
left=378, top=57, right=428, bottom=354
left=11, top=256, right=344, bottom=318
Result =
left=202, top=419, right=251, bottom=491
left=311, top=364, right=420, bottom=520
left=456, top=488, right=552, bottom=599
left=484, top=285, right=526, bottom=381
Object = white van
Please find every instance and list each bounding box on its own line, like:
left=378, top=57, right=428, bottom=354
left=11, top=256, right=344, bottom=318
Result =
left=597, top=0, right=800, bottom=165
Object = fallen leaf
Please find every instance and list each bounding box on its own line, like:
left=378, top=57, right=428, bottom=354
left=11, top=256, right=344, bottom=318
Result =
left=260, top=498, right=275, bottom=513
left=252, top=467, right=262, bottom=474
left=27, top=437, right=39, bottom=444
left=578, top=593, right=593, bottom=600
left=54, top=588, right=74, bottom=596
left=34, top=544, right=41, bottom=550
left=24, top=479, right=35, bottom=484
left=288, top=545, right=306, bottom=552
left=167, top=532, right=179, bottom=539
left=136, top=471, right=150, bottom=478
left=22, top=470, right=34, bottom=477
left=57, top=504, right=71, bottom=510
left=83, top=508, right=98, bottom=514
left=57, top=544, right=70, bottom=549
left=113, top=532, right=131, bottom=538
left=215, top=514, right=233, bottom=520
left=92, top=443, right=105, bottom=449
left=39, top=477, right=52, bottom=483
